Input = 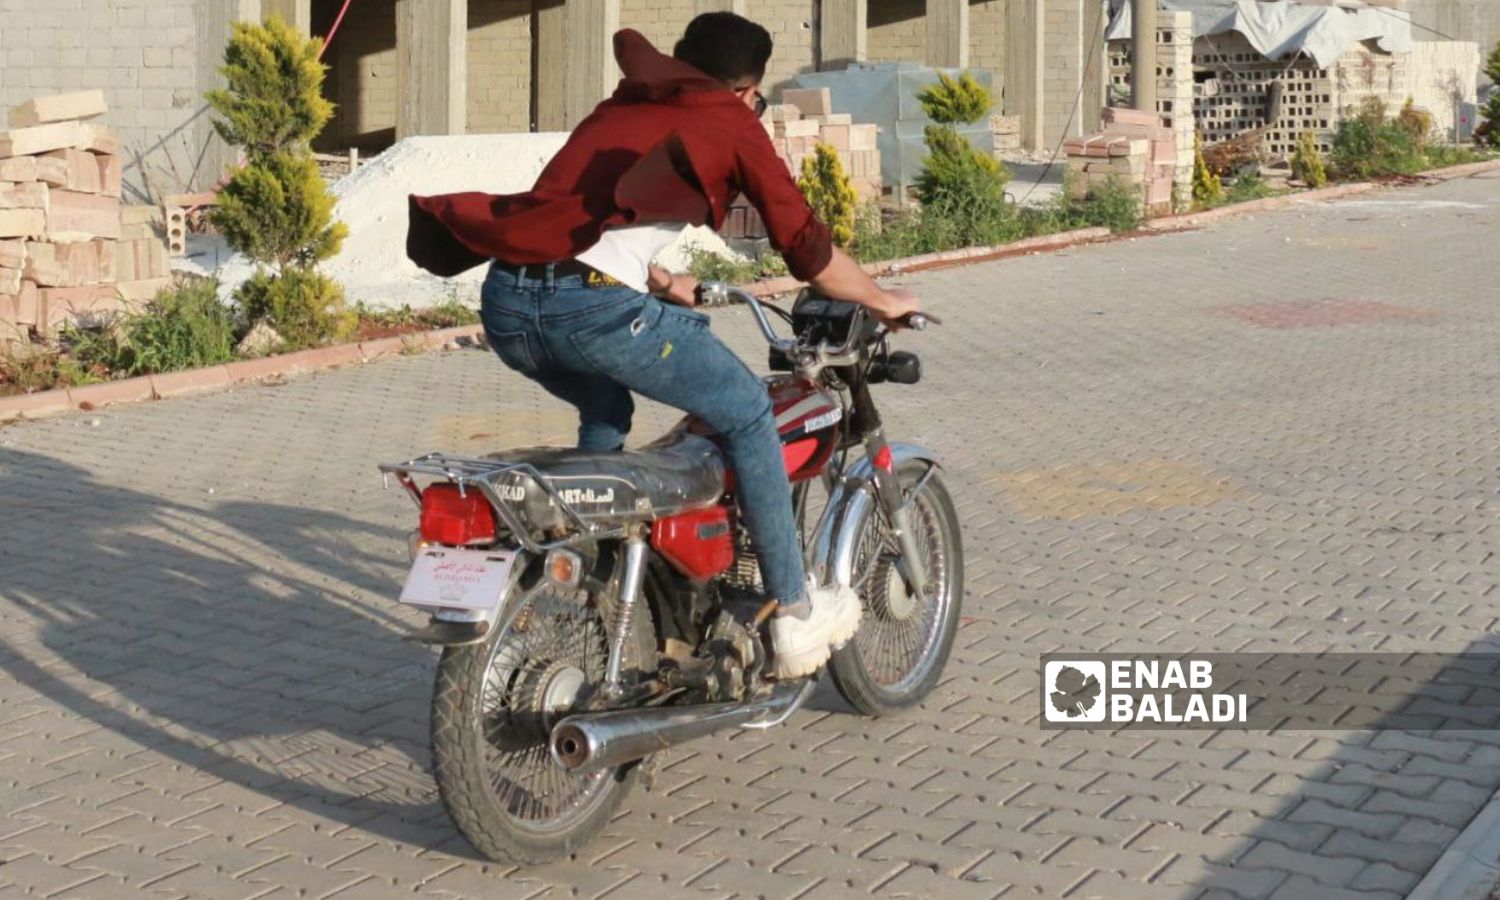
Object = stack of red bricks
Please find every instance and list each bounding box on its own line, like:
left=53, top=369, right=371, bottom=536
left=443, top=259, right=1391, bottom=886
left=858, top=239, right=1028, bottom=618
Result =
left=1063, top=107, right=1177, bottom=213
left=0, top=91, right=170, bottom=342
left=766, top=88, right=882, bottom=202
left=723, top=87, right=883, bottom=243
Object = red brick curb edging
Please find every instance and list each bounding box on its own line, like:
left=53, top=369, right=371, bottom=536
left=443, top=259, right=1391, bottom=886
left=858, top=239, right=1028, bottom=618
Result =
left=1143, top=182, right=1378, bottom=233
left=737, top=226, right=1114, bottom=299
left=0, top=324, right=486, bottom=424
left=1416, top=157, right=1500, bottom=181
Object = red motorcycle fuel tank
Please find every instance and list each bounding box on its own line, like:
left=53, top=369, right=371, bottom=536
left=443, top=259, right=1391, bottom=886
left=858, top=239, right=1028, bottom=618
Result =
left=768, top=375, right=842, bottom=483
left=650, top=503, right=735, bottom=581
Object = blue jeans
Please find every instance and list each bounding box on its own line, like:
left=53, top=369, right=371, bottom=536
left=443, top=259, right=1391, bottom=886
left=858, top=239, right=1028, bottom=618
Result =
left=479, top=263, right=807, bottom=604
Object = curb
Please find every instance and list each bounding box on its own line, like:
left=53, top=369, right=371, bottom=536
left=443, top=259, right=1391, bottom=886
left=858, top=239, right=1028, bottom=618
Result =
left=0, top=324, right=485, bottom=424
left=1416, top=157, right=1500, bottom=181
left=732, top=226, right=1113, bottom=300
left=1407, top=786, right=1500, bottom=900
left=1143, top=182, right=1378, bottom=232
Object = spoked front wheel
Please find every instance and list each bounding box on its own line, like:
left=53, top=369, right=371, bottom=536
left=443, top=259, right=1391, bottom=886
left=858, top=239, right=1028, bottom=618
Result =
left=829, top=460, right=964, bottom=715
left=429, top=560, right=655, bottom=864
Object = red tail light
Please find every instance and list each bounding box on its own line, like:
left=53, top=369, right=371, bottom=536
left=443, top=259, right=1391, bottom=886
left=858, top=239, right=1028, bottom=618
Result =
left=420, top=483, right=497, bottom=545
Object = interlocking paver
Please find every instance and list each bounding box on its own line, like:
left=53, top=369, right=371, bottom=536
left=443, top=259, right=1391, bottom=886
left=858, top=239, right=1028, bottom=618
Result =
left=3, top=174, right=1499, bottom=897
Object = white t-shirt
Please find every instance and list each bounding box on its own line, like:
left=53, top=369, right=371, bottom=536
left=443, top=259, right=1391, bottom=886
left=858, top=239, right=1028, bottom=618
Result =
left=576, top=223, right=686, bottom=293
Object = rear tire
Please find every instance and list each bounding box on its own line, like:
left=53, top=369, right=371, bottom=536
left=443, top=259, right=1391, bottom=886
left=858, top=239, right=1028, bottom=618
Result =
left=829, top=461, right=964, bottom=716
left=430, top=562, right=656, bottom=864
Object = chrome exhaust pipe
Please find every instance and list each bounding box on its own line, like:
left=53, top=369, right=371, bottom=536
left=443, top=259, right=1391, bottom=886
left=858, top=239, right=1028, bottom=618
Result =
left=550, top=681, right=812, bottom=773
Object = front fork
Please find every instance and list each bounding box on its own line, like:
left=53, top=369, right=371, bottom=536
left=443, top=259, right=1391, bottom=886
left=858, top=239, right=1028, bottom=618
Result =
left=863, top=427, right=931, bottom=600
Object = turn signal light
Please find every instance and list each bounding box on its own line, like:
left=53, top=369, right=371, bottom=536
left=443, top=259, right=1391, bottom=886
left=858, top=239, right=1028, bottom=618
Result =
left=419, top=483, right=497, bottom=546
left=546, top=549, right=584, bottom=589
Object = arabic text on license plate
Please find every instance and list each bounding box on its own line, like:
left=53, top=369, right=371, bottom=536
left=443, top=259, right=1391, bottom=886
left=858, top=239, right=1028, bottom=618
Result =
left=400, top=547, right=515, bottom=611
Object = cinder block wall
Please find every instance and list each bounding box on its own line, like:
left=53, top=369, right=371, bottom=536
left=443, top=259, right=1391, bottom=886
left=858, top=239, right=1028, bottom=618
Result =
left=1408, top=40, right=1481, bottom=140
left=0, top=0, right=235, bottom=200
left=1041, top=0, right=1103, bottom=146
left=620, top=0, right=694, bottom=57
left=1406, top=0, right=1500, bottom=85
left=743, top=0, right=819, bottom=96
left=468, top=0, right=534, bottom=133
left=970, top=0, right=1008, bottom=82
left=867, top=0, right=923, bottom=61
left=318, top=0, right=397, bottom=150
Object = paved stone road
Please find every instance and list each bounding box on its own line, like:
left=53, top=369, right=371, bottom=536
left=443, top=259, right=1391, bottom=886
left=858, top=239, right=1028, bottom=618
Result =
left=3, top=172, right=1500, bottom=900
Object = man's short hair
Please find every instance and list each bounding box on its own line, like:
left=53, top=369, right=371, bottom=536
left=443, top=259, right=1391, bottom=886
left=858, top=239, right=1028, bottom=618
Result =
left=673, top=13, right=773, bottom=87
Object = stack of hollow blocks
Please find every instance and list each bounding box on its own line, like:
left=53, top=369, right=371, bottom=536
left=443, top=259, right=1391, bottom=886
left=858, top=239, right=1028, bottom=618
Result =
left=0, top=90, right=174, bottom=344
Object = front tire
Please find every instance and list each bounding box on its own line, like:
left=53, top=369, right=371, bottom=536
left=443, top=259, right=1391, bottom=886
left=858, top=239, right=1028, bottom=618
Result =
left=829, top=461, right=964, bottom=716
left=430, top=562, right=656, bottom=864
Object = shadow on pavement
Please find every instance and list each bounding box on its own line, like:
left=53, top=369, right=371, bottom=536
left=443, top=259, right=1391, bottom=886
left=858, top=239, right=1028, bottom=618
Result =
left=1187, top=649, right=1500, bottom=899
left=0, top=446, right=487, bottom=858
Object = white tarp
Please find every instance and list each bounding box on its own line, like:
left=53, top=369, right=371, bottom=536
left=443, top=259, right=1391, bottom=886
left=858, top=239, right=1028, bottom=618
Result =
left=1107, top=0, right=1414, bottom=69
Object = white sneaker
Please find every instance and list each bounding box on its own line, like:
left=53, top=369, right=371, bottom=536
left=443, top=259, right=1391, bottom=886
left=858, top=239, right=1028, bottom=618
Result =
left=769, top=577, right=862, bottom=679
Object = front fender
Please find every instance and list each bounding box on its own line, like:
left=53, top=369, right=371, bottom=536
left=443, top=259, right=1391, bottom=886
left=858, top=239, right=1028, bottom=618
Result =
left=809, top=443, right=941, bottom=589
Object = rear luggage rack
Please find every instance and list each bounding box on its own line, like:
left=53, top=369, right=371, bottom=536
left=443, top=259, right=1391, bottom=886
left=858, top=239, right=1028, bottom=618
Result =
left=379, top=453, right=625, bottom=552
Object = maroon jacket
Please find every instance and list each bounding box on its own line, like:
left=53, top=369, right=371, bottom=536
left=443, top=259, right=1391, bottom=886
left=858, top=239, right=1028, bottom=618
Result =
left=407, top=30, right=833, bottom=283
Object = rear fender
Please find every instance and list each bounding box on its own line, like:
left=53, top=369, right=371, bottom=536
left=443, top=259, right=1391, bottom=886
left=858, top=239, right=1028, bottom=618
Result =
left=808, top=443, right=941, bottom=589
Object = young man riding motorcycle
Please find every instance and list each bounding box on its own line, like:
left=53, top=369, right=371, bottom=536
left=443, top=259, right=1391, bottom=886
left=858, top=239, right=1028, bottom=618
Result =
left=407, top=13, right=921, bottom=679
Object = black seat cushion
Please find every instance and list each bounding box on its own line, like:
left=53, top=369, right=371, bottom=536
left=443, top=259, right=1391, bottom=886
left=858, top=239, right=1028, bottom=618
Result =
left=486, top=431, right=724, bottom=529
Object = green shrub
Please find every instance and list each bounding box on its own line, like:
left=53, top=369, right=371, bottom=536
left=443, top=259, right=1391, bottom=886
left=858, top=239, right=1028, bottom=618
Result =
left=208, top=16, right=350, bottom=346
left=1192, top=134, right=1223, bottom=205
left=1074, top=176, right=1143, bottom=232
left=1224, top=168, right=1275, bottom=204
left=353, top=296, right=481, bottom=331
left=1330, top=97, right=1427, bottom=179
left=213, top=151, right=346, bottom=270
left=206, top=15, right=334, bottom=158
left=684, top=245, right=788, bottom=284
left=797, top=142, right=857, bottom=247
left=1396, top=97, right=1434, bottom=144
left=914, top=124, right=1014, bottom=247
left=122, top=279, right=238, bottom=374
left=1424, top=144, right=1489, bottom=167
left=1478, top=42, right=1500, bottom=147
left=1290, top=131, right=1328, bottom=187
left=916, top=72, right=992, bottom=125
left=237, top=266, right=353, bottom=350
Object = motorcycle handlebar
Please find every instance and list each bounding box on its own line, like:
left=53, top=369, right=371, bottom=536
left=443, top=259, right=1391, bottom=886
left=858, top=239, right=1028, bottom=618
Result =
left=698, top=282, right=939, bottom=344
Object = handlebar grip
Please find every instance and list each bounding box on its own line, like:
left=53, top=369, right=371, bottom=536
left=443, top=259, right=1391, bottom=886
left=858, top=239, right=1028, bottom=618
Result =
left=904, top=312, right=941, bottom=330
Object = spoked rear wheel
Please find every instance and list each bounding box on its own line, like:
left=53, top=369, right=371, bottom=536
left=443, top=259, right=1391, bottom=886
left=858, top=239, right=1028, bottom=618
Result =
left=829, top=460, right=964, bottom=715
left=430, top=564, right=655, bottom=864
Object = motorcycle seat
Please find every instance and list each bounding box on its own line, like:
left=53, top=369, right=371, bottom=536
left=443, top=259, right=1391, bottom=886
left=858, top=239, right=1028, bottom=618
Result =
left=485, top=431, right=725, bottom=529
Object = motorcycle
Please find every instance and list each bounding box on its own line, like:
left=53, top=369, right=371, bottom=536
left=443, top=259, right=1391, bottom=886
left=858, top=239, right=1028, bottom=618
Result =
left=378, top=283, right=964, bottom=863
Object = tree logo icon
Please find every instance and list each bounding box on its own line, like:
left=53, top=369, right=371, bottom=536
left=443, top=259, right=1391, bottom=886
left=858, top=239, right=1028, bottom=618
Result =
left=1044, top=660, right=1107, bottom=723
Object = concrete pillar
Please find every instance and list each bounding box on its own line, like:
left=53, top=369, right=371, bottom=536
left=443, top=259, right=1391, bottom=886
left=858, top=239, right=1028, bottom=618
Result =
left=926, top=0, right=970, bottom=68
left=396, top=0, right=468, bottom=138
left=1004, top=0, right=1045, bottom=150
left=819, top=0, right=867, bottom=70
left=564, top=0, right=621, bottom=127
left=534, top=0, right=568, bottom=131
left=195, top=0, right=261, bottom=194
left=262, top=0, right=311, bottom=32
left=1131, top=0, right=1157, bottom=112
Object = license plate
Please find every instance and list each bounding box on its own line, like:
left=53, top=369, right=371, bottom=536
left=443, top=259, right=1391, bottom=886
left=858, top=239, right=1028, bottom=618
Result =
left=399, top=547, right=517, bottom=611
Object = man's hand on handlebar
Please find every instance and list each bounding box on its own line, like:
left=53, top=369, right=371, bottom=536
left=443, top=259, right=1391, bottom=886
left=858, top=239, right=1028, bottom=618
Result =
left=874, top=288, right=922, bottom=329
left=648, top=266, right=700, bottom=307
